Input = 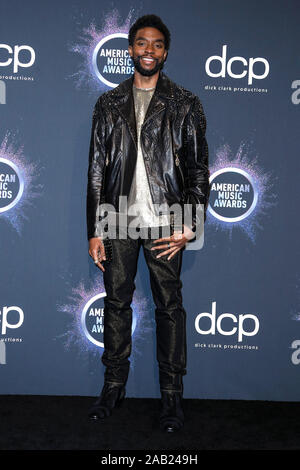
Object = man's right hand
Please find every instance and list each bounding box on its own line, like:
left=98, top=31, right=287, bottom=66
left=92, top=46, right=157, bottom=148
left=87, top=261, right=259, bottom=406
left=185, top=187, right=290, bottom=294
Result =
left=88, top=237, right=106, bottom=272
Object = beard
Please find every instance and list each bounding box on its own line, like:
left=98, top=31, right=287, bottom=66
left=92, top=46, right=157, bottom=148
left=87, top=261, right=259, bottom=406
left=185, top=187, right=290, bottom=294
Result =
left=131, top=55, right=166, bottom=77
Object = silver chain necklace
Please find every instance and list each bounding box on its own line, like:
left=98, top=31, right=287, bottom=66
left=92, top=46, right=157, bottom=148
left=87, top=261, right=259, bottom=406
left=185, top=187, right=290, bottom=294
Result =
left=133, top=84, right=156, bottom=91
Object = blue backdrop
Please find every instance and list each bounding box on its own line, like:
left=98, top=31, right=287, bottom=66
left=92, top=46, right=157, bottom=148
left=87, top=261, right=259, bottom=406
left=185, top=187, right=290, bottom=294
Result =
left=0, top=0, right=300, bottom=401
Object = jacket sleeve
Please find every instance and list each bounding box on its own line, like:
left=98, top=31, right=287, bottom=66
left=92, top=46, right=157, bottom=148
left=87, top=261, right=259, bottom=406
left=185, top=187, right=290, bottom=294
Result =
left=86, top=98, right=106, bottom=240
left=182, top=95, right=210, bottom=233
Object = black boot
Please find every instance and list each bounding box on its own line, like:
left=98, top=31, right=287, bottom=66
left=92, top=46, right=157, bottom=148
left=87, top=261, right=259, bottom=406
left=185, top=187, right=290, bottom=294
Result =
left=89, top=382, right=126, bottom=420
left=159, top=389, right=184, bottom=433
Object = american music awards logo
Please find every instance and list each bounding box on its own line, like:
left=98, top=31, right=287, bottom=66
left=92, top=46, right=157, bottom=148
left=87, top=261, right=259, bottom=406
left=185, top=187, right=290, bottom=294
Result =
left=57, top=276, right=152, bottom=369
left=81, top=292, right=137, bottom=348
left=207, top=141, right=277, bottom=242
left=69, top=8, right=137, bottom=91
left=209, top=167, right=257, bottom=222
left=0, top=132, right=42, bottom=234
left=92, top=33, right=133, bottom=88
left=0, top=158, right=24, bottom=212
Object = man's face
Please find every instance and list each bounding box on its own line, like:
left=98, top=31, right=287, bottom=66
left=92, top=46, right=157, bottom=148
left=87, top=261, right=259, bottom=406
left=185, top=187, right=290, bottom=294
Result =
left=128, top=27, right=168, bottom=77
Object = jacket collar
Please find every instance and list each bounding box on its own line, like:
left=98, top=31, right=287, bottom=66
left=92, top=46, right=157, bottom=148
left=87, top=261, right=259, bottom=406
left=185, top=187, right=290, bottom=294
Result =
left=108, top=71, right=176, bottom=149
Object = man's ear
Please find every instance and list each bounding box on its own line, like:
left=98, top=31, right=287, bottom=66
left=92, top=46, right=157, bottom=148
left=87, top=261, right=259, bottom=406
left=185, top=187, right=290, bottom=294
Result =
left=128, top=46, right=133, bottom=58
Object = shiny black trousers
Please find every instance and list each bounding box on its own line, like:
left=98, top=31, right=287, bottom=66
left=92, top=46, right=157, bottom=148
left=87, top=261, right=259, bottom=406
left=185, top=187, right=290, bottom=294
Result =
left=101, top=225, right=187, bottom=392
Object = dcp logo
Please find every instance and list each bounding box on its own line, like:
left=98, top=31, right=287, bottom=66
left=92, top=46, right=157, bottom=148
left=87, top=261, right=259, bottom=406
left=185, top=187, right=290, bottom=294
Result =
left=195, top=301, right=260, bottom=342
left=205, top=45, right=269, bottom=85
left=0, top=44, right=36, bottom=73
left=0, top=306, right=24, bottom=335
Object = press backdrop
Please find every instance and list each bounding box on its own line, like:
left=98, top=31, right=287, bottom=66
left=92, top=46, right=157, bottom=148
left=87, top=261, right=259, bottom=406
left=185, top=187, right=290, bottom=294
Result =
left=0, top=0, right=300, bottom=400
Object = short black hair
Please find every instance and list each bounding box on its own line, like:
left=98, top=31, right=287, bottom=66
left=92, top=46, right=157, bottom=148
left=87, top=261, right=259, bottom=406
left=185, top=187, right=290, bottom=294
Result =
left=128, top=14, right=171, bottom=51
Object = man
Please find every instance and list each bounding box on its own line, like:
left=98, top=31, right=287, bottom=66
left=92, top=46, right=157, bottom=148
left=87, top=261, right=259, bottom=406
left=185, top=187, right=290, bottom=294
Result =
left=86, top=14, right=210, bottom=432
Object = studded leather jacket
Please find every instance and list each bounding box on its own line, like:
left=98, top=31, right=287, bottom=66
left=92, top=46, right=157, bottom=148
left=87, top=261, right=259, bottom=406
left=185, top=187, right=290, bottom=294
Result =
left=86, top=71, right=210, bottom=240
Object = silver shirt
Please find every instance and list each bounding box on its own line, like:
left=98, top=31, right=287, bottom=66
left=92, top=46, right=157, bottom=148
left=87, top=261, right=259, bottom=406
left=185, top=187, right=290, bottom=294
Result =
left=127, top=84, right=170, bottom=228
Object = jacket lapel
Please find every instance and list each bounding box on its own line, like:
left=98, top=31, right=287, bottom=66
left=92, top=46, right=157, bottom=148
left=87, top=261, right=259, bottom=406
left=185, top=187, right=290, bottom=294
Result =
left=142, top=94, right=165, bottom=129
left=109, top=71, right=174, bottom=143
left=142, top=73, right=169, bottom=127
left=110, top=75, right=138, bottom=149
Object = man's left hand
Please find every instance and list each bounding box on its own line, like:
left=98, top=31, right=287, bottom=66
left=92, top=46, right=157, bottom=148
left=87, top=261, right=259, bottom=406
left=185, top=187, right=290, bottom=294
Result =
left=151, top=225, right=195, bottom=260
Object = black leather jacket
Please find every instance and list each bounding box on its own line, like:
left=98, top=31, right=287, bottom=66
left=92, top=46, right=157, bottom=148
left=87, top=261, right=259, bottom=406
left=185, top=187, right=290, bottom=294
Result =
left=86, top=71, right=210, bottom=240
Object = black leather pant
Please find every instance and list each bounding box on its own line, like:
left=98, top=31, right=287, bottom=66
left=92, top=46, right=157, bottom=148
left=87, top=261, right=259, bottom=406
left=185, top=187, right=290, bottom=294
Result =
left=101, top=224, right=187, bottom=392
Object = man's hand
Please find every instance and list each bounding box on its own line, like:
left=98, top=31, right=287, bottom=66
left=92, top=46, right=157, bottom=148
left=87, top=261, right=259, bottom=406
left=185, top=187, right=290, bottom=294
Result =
left=88, top=237, right=106, bottom=272
left=151, top=225, right=195, bottom=261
